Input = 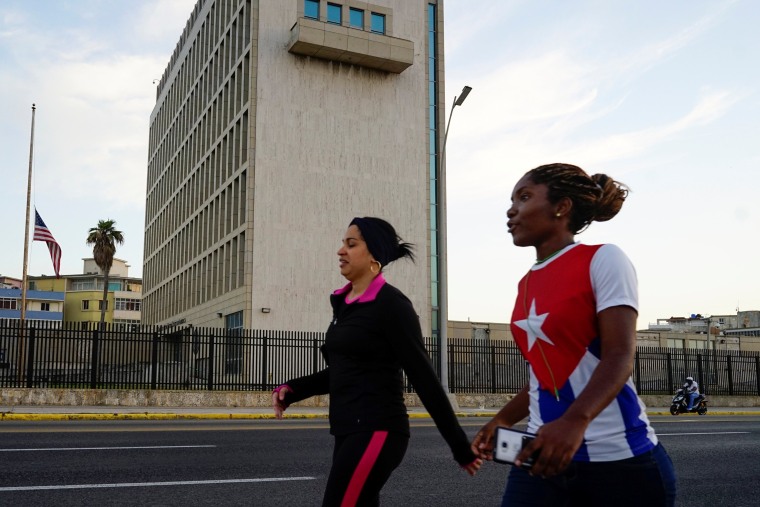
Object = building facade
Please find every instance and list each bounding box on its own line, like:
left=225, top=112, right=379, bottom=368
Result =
left=143, top=0, right=448, bottom=335
left=0, top=287, right=64, bottom=325
left=30, top=258, right=142, bottom=327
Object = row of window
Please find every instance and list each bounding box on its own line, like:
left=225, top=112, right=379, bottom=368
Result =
left=81, top=300, right=107, bottom=311
left=69, top=280, right=123, bottom=291
left=304, top=0, right=385, bottom=34
left=143, top=234, right=245, bottom=324
left=427, top=3, right=440, bottom=334
left=115, top=298, right=142, bottom=312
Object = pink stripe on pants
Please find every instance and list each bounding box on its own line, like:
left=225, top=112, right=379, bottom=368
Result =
left=340, top=431, right=388, bottom=507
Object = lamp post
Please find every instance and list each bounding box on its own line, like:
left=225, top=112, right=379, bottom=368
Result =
left=702, top=316, right=713, bottom=395
left=437, top=85, right=471, bottom=393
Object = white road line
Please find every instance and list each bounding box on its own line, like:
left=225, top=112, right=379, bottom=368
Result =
left=0, top=477, right=316, bottom=492
left=658, top=432, right=750, bottom=436
left=0, top=445, right=216, bottom=452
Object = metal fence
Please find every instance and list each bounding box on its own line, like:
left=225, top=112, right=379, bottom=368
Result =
left=1, top=321, right=759, bottom=396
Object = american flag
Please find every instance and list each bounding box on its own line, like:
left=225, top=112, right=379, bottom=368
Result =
left=33, top=209, right=62, bottom=278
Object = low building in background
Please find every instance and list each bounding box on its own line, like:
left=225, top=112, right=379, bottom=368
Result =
left=29, top=258, right=142, bottom=328
left=640, top=311, right=760, bottom=352
left=0, top=286, right=64, bottom=325
left=450, top=311, right=760, bottom=353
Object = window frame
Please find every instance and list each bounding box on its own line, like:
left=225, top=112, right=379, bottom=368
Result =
left=304, top=0, right=319, bottom=20
left=370, top=12, right=385, bottom=34
left=326, top=2, right=342, bottom=25
left=349, top=7, right=364, bottom=29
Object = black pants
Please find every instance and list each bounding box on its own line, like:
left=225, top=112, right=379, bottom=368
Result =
left=322, top=430, right=409, bottom=507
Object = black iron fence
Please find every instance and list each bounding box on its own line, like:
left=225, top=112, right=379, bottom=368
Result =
left=1, top=321, right=759, bottom=396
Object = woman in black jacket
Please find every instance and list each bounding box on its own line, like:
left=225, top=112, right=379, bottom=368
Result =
left=273, top=216, right=480, bottom=506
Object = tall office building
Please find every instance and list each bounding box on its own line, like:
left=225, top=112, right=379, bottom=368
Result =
left=143, top=0, right=448, bottom=336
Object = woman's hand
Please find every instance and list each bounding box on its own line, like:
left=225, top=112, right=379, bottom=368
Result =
left=272, top=385, right=291, bottom=419
left=515, top=415, right=587, bottom=477
left=461, top=457, right=483, bottom=476
left=470, top=417, right=501, bottom=461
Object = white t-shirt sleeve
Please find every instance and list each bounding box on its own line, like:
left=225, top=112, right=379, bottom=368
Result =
left=590, top=244, right=638, bottom=314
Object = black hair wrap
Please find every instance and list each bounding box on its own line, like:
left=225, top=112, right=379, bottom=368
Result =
left=350, top=217, right=398, bottom=266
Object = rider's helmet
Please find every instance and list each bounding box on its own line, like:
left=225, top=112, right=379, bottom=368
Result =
left=685, top=376, right=693, bottom=384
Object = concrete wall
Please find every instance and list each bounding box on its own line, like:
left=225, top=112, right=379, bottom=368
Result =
left=3, top=388, right=759, bottom=409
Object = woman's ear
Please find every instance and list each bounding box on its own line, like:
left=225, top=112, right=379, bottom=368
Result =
left=555, top=196, right=573, bottom=217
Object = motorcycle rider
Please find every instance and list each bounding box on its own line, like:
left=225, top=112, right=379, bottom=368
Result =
left=683, top=376, right=700, bottom=410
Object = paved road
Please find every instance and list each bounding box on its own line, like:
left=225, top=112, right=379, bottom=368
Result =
left=1, top=415, right=759, bottom=506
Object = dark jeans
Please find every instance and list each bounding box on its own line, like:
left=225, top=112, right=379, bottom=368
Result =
left=501, top=443, right=677, bottom=507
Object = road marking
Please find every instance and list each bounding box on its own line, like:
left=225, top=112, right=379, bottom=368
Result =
left=658, top=432, right=750, bottom=436
left=0, top=445, right=216, bottom=452
left=0, top=477, right=316, bottom=492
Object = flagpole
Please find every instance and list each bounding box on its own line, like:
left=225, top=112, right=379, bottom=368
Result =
left=18, top=103, right=36, bottom=382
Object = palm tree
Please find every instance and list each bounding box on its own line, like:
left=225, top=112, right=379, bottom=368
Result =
left=85, top=219, right=124, bottom=328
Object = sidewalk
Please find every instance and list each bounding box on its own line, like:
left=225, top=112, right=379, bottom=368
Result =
left=2, top=404, right=759, bottom=421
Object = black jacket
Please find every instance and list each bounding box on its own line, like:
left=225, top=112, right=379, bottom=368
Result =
left=283, top=281, right=475, bottom=465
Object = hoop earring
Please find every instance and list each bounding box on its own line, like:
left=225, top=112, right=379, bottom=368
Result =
left=370, top=260, right=382, bottom=274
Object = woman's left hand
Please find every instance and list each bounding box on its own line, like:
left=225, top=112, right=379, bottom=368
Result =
left=461, top=457, right=483, bottom=476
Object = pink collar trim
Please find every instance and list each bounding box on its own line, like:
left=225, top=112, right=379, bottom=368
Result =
left=333, top=274, right=386, bottom=304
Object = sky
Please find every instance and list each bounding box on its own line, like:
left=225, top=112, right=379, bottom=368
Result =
left=1, top=0, right=759, bottom=330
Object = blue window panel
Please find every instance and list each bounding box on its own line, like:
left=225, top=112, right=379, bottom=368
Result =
left=428, top=31, right=435, bottom=51
left=429, top=130, right=436, bottom=151
left=431, top=309, right=439, bottom=331
left=349, top=7, right=363, bottom=29
left=430, top=204, right=437, bottom=230
left=370, top=12, right=385, bottom=34
left=430, top=155, right=437, bottom=178
left=428, top=56, right=435, bottom=74
left=430, top=232, right=438, bottom=256
left=305, top=0, right=319, bottom=19
left=327, top=3, right=341, bottom=24
left=431, top=281, right=439, bottom=307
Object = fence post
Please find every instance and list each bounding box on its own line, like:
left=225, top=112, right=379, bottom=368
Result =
left=90, top=328, right=100, bottom=389
left=207, top=333, right=215, bottom=391
left=261, top=336, right=268, bottom=389
left=151, top=332, right=159, bottom=389
left=490, top=344, right=497, bottom=394
left=666, top=352, right=673, bottom=394
left=634, top=350, right=642, bottom=393
left=24, top=327, right=36, bottom=389
left=312, top=338, right=319, bottom=376
left=696, top=354, right=704, bottom=395
left=726, top=354, right=734, bottom=396
left=755, top=356, right=760, bottom=396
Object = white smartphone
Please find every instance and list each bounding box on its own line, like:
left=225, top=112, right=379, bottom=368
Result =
left=493, top=426, right=538, bottom=469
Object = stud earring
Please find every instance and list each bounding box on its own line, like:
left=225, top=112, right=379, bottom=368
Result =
left=555, top=213, right=562, bottom=217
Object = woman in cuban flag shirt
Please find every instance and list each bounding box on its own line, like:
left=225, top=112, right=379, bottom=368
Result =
left=471, top=163, right=677, bottom=506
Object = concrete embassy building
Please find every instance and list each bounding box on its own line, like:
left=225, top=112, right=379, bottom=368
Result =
left=143, top=0, right=448, bottom=334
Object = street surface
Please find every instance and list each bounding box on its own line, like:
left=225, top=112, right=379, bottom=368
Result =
left=1, top=416, right=759, bottom=506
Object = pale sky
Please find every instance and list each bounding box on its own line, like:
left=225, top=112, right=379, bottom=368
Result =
left=1, top=0, right=758, bottom=330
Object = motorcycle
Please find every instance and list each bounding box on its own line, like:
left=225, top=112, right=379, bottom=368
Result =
left=670, top=388, right=708, bottom=415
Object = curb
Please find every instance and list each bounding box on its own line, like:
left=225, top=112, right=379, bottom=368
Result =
left=1, top=410, right=757, bottom=422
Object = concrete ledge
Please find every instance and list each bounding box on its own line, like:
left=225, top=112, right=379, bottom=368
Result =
left=288, top=17, right=413, bottom=73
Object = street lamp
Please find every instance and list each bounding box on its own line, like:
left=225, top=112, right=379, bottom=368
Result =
left=437, top=85, right=472, bottom=394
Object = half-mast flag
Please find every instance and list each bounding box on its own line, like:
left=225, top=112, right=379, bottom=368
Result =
left=33, top=209, right=62, bottom=278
